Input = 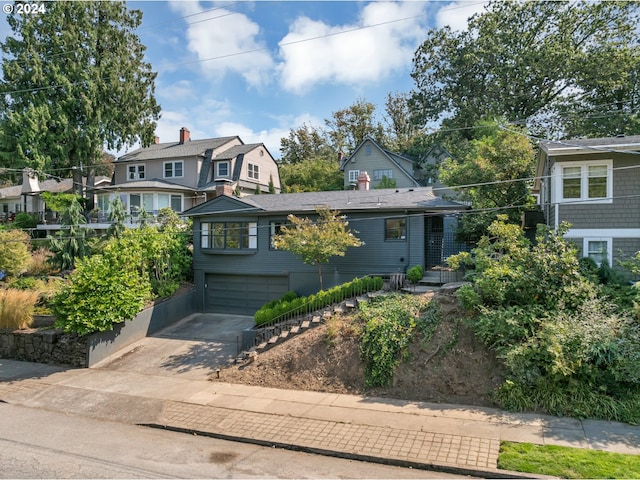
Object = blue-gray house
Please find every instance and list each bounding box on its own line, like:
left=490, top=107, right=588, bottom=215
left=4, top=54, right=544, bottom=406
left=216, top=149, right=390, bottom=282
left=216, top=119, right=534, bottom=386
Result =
left=182, top=187, right=468, bottom=315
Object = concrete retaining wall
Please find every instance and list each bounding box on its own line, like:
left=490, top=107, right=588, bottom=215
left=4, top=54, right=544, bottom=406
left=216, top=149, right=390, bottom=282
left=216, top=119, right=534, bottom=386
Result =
left=86, top=288, right=196, bottom=367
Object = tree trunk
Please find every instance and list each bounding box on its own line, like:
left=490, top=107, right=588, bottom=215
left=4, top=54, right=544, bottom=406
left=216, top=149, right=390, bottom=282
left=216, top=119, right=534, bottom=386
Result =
left=317, top=263, right=323, bottom=291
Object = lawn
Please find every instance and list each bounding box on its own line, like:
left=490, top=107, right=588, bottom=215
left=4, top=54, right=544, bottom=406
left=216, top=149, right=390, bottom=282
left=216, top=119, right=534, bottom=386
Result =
left=499, top=442, right=640, bottom=479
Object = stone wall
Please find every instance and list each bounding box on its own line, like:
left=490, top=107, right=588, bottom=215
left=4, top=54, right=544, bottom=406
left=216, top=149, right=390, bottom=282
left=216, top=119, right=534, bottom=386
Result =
left=0, top=328, right=87, bottom=367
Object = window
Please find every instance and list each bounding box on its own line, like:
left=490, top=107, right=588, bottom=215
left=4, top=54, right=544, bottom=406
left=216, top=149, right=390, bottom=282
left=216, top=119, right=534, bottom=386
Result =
left=584, top=238, right=612, bottom=267
left=348, top=170, right=360, bottom=183
left=554, top=160, right=612, bottom=203
left=269, top=221, right=286, bottom=249
left=163, top=161, right=183, bottom=178
left=216, top=161, right=229, bottom=178
left=170, top=194, right=182, bottom=211
left=127, top=164, right=145, bottom=181
left=201, top=221, right=257, bottom=249
left=385, top=218, right=406, bottom=240
left=365, top=144, right=372, bottom=156
left=248, top=163, right=259, bottom=180
left=373, top=169, right=393, bottom=181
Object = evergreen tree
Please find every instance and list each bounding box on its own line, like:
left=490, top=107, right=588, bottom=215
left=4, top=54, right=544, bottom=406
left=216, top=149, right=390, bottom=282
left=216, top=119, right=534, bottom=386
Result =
left=0, top=1, right=160, bottom=174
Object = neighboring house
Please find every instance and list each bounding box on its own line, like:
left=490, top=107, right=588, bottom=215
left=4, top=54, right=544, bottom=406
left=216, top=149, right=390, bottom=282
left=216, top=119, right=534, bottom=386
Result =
left=0, top=169, right=110, bottom=224
left=96, top=127, right=281, bottom=222
left=182, top=186, right=468, bottom=315
left=339, top=137, right=453, bottom=195
left=533, top=135, right=640, bottom=268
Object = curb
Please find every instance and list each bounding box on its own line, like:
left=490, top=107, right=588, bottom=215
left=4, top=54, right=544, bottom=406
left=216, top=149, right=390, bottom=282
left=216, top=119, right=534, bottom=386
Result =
left=142, top=423, right=552, bottom=480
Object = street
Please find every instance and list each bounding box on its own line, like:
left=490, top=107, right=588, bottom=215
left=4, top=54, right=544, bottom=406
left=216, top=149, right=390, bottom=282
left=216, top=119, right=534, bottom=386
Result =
left=0, top=403, right=465, bottom=478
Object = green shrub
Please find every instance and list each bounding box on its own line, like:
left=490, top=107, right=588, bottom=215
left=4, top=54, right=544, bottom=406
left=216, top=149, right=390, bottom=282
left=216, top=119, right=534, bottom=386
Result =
left=13, top=212, right=39, bottom=230
left=455, top=283, right=481, bottom=311
left=52, top=241, right=152, bottom=335
left=359, top=294, right=429, bottom=387
left=406, top=264, right=424, bottom=284
left=0, top=230, right=31, bottom=279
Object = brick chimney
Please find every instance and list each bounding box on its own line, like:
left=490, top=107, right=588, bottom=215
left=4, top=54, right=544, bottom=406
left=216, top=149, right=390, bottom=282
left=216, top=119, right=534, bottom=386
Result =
left=154, top=136, right=160, bottom=144
left=357, top=171, right=370, bottom=191
left=179, top=127, right=190, bottom=144
left=215, top=184, right=235, bottom=197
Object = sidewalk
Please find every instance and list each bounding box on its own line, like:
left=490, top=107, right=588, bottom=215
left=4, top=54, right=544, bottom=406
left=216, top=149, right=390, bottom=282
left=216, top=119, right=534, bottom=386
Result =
left=2, top=359, right=640, bottom=478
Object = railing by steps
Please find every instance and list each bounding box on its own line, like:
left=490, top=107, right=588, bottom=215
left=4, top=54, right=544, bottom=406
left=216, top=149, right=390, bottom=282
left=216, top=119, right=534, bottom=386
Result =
left=240, top=289, right=383, bottom=353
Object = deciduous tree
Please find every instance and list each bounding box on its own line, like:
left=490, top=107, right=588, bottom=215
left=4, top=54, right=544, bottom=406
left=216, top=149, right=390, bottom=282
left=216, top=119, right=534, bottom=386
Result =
left=439, top=124, right=535, bottom=240
left=273, top=208, right=363, bottom=290
left=410, top=1, right=640, bottom=139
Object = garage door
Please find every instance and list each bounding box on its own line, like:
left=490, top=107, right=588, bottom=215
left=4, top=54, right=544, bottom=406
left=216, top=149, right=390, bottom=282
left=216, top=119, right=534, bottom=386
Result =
left=205, top=274, right=290, bottom=315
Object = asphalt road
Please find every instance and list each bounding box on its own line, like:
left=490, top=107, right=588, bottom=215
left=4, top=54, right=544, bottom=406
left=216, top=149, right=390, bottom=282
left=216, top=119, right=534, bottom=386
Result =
left=0, top=403, right=467, bottom=479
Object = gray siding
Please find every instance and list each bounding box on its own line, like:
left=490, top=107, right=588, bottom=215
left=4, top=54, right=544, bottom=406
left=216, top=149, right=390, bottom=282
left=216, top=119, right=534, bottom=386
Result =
left=193, top=211, right=427, bottom=302
left=552, top=156, right=640, bottom=229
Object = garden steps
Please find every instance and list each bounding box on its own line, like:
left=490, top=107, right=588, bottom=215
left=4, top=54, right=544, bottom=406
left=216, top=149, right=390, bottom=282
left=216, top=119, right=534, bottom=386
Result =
left=249, top=293, right=382, bottom=357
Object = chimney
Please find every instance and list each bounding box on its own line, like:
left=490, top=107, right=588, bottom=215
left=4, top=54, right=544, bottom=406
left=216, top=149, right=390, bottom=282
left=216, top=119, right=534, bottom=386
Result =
left=179, top=127, right=190, bottom=144
left=154, top=136, right=160, bottom=144
left=215, top=184, right=235, bottom=197
left=357, top=171, right=370, bottom=191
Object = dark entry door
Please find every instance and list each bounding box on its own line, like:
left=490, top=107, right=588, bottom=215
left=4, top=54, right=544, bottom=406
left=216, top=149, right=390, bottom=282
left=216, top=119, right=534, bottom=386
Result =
left=425, top=216, right=444, bottom=268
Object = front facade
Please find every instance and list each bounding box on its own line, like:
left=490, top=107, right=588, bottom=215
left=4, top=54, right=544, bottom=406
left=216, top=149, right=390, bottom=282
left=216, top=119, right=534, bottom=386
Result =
left=534, top=135, right=640, bottom=267
left=340, top=137, right=454, bottom=196
left=97, top=128, right=281, bottom=223
left=183, top=187, right=468, bottom=315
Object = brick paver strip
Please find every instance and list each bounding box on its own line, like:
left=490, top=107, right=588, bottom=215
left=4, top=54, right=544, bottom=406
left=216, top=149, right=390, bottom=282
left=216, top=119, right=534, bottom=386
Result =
left=158, top=401, right=500, bottom=469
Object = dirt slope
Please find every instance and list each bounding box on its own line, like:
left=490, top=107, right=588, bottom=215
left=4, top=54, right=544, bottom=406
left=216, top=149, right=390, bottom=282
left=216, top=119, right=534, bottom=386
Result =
left=216, top=292, right=503, bottom=407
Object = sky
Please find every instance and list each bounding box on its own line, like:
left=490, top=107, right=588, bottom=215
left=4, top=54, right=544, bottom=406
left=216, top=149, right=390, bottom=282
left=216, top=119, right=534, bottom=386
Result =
left=0, top=0, right=489, bottom=159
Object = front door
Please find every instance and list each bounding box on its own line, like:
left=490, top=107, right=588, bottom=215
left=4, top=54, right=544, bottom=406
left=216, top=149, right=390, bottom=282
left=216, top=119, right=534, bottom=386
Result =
left=425, top=216, right=444, bottom=268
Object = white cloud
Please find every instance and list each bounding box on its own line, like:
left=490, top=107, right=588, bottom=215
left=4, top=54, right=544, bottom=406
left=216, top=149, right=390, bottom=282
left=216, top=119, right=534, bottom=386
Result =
left=435, top=1, right=488, bottom=31
left=277, top=1, right=428, bottom=94
left=215, top=121, right=288, bottom=158
left=168, top=1, right=274, bottom=87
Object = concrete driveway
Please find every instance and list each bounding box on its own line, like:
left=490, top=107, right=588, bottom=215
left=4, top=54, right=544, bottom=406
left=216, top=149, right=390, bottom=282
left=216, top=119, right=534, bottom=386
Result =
left=95, top=313, right=255, bottom=381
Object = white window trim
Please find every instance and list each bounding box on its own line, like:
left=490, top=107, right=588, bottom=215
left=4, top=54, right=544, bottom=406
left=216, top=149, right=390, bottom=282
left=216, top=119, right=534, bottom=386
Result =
left=127, top=164, right=145, bottom=181
left=248, top=162, right=259, bottom=180
left=163, top=160, right=184, bottom=179
left=348, top=169, right=360, bottom=183
left=551, top=159, right=613, bottom=204
left=583, top=237, right=612, bottom=267
left=216, top=161, right=230, bottom=178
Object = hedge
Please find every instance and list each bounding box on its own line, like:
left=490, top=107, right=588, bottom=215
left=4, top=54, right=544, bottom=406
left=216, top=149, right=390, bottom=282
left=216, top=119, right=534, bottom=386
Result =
left=254, top=276, right=383, bottom=326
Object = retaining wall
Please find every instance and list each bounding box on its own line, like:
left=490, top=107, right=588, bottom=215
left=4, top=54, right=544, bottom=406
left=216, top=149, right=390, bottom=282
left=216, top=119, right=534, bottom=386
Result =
left=0, top=288, right=196, bottom=368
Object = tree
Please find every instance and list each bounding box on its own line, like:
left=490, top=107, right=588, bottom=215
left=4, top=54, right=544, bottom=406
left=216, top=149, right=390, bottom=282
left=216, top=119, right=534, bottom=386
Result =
left=439, top=123, right=535, bottom=240
left=273, top=208, right=363, bottom=290
left=0, top=1, right=160, bottom=174
left=0, top=230, right=31, bottom=279
left=279, top=124, right=334, bottom=165
left=107, top=195, right=127, bottom=239
left=410, top=1, right=640, bottom=139
left=325, top=98, right=386, bottom=154
left=384, top=92, right=423, bottom=153
left=48, top=196, right=92, bottom=271
left=279, top=157, right=343, bottom=192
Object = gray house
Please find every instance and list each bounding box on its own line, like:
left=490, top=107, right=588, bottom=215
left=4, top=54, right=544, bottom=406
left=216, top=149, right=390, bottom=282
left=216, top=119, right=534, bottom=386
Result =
left=95, top=127, right=281, bottom=223
left=339, top=137, right=454, bottom=196
left=182, top=187, right=468, bottom=314
left=533, top=135, right=640, bottom=268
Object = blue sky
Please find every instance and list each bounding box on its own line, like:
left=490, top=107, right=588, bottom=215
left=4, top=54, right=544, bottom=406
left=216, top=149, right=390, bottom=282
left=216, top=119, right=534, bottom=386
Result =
left=0, top=1, right=488, bottom=158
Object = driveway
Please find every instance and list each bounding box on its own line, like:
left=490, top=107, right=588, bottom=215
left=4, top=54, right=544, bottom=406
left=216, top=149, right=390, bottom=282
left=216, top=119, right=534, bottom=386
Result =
left=95, top=313, right=255, bottom=380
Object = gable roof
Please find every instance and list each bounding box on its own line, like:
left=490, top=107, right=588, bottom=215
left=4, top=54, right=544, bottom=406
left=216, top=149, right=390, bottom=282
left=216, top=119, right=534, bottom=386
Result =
left=341, top=137, right=421, bottom=187
left=116, top=136, right=241, bottom=162
left=182, top=186, right=467, bottom=217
